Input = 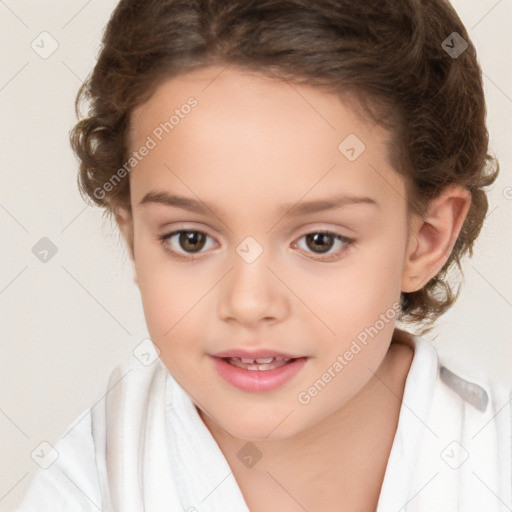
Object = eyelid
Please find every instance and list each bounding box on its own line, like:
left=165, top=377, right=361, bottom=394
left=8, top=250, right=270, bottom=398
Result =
left=158, top=227, right=217, bottom=259
left=291, top=230, right=354, bottom=261
left=158, top=223, right=355, bottom=261
left=158, top=223, right=353, bottom=243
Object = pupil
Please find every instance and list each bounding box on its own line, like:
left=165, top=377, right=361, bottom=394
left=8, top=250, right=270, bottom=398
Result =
left=180, top=231, right=206, bottom=252
left=306, top=233, right=333, bottom=253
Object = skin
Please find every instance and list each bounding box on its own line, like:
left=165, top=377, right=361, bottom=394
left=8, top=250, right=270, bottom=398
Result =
left=116, top=65, right=471, bottom=511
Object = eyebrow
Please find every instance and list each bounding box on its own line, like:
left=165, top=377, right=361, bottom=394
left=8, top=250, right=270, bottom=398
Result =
left=139, top=191, right=379, bottom=216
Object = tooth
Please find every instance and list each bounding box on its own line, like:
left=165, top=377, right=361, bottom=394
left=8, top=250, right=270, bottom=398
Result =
left=229, top=359, right=290, bottom=370
left=241, top=358, right=256, bottom=363
left=254, top=358, right=274, bottom=364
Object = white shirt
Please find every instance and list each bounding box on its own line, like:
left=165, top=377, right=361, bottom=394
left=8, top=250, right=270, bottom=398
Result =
left=15, top=330, right=512, bottom=511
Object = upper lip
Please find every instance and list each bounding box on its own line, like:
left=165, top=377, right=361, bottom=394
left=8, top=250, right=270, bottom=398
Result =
left=211, top=349, right=304, bottom=359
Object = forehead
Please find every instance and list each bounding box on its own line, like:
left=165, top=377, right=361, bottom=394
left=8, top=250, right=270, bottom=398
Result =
left=128, top=66, right=405, bottom=213
left=130, top=66, right=380, bottom=146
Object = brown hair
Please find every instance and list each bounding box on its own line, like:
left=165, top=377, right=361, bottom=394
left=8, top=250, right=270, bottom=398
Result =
left=70, top=0, right=498, bottom=333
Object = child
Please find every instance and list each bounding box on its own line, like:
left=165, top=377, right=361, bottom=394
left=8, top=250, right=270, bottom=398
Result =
left=16, top=0, right=511, bottom=511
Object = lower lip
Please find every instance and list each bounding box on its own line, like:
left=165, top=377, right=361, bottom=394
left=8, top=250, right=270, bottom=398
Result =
left=209, top=356, right=308, bottom=392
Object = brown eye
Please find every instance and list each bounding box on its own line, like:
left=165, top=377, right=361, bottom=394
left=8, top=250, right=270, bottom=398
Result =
left=294, top=231, right=353, bottom=261
left=160, top=230, right=213, bottom=256
left=178, top=231, right=207, bottom=253
left=305, top=232, right=336, bottom=254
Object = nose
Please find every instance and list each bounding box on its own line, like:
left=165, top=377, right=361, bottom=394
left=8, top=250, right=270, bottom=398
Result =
left=217, top=249, right=289, bottom=328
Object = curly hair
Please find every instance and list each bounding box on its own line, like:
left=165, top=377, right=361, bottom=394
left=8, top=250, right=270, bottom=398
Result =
left=70, top=0, right=498, bottom=333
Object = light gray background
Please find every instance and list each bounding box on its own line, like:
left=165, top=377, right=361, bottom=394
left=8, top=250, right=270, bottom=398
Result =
left=0, top=0, right=511, bottom=509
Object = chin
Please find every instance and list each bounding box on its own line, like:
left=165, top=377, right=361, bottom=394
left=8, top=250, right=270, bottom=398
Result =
left=211, top=409, right=301, bottom=442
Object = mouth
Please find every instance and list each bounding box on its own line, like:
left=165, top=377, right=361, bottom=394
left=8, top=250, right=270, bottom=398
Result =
left=221, top=356, right=297, bottom=371
left=209, top=354, right=308, bottom=392
left=211, top=348, right=304, bottom=359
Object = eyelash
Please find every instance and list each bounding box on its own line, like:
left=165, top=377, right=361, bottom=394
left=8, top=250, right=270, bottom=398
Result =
left=158, top=229, right=355, bottom=262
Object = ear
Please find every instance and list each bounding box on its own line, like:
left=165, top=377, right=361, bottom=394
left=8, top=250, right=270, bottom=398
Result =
left=401, top=185, right=471, bottom=293
left=114, top=206, right=137, bottom=285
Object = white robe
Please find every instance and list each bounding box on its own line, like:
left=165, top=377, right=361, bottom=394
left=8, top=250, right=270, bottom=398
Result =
left=15, top=330, right=512, bottom=511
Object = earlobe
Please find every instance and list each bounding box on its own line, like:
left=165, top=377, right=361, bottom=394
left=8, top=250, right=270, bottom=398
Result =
left=401, top=185, right=471, bottom=293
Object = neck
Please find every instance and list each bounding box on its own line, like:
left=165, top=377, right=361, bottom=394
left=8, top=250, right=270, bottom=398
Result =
left=198, top=335, right=414, bottom=510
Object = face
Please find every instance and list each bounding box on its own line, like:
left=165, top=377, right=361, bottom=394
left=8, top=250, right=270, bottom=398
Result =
left=124, top=66, right=412, bottom=441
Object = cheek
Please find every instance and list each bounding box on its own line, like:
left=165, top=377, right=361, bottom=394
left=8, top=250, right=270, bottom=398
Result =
left=136, top=273, right=205, bottom=381
left=134, top=240, right=217, bottom=366
left=307, top=237, right=405, bottom=330
left=133, top=219, right=406, bottom=352
left=137, top=270, right=196, bottom=343
left=133, top=238, right=187, bottom=339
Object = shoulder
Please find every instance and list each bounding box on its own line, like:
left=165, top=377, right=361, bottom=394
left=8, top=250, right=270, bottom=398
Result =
left=15, top=407, right=101, bottom=512
left=394, top=327, right=511, bottom=413
left=427, top=333, right=512, bottom=417
left=15, top=355, right=167, bottom=512
left=89, top=353, right=169, bottom=429
left=399, top=329, right=512, bottom=509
